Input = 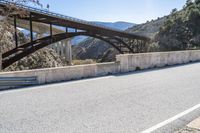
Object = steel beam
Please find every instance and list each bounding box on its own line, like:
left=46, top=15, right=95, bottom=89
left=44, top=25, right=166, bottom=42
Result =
left=66, top=27, right=68, bottom=33
left=14, top=16, right=18, bottom=48
left=75, top=29, right=77, bottom=33
left=50, top=23, right=52, bottom=36
left=29, top=13, right=33, bottom=43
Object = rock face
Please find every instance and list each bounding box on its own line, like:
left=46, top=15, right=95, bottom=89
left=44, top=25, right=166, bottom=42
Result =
left=0, top=23, right=67, bottom=71
left=72, top=38, right=119, bottom=62
left=4, top=48, right=67, bottom=71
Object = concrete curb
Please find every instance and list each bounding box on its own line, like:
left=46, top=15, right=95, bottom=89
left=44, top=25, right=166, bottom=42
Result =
left=187, top=117, right=200, bottom=130
left=175, top=117, right=200, bottom=133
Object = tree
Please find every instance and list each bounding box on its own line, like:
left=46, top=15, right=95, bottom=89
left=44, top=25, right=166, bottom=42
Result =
left=186, top=0, right=193, bottom=6
left=189, top=8, right=200, bottom=21
left=170, top=8, right=178, bottom=19
left=195, top=0, right=200, bottom=5
left=47, top=4, right=50, bottom=10
left=171, top=8, right=177, bottom=14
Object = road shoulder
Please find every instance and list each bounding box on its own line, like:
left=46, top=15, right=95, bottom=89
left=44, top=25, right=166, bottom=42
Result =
left=175, top=117, right=200, bottom=133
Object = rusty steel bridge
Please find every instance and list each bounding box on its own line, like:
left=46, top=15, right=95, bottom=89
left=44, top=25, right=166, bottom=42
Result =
left=0, top=0, right=150, bottom=69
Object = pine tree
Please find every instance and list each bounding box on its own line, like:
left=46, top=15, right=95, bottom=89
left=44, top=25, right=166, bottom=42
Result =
left=186, top=0, right=193, bottom=6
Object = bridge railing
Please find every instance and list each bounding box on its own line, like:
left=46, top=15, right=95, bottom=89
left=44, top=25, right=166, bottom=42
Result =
left=0, top=0, right=129, bottom=34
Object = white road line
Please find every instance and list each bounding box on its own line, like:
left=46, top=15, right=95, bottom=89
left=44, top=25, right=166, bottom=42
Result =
left=141, top=103, right=200, bottom=133
left=0, top=75, right=115, bottom=95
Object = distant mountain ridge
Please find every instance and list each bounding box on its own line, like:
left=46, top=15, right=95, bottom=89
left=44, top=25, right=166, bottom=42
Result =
left=92, top=21, right=135, bottom=30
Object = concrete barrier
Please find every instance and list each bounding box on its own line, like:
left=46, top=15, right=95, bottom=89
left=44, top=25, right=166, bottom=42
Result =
left=0, top=62, right=120, bottom=85
left=1, top=50, right=200, bottom=89
left=116, top=50, right=200, bottom=73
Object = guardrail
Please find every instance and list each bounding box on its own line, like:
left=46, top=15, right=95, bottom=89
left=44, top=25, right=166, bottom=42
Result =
left=0, top=0, right=128, bottom=33
left=0, top=76, right=38, bottom=89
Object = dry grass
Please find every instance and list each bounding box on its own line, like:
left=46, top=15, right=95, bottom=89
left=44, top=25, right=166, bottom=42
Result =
left=72, top=59, right=96, bottom=65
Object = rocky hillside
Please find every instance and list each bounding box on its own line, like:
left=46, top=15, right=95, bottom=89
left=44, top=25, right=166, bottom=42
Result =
left=156, top=0, right=200, bottom=51
left=126, top=17, right=166, bottom=39
left=72, top=37, right=118, bottom=62
left=0, top=23, right=67, bottom=71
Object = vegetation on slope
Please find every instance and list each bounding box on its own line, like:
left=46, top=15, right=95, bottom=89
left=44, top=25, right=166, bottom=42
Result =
left=156, top=0, right=200, bottom=51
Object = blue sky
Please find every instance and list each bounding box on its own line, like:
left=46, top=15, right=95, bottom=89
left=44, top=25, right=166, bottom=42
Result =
left=38, top=0, right=186, bottom=24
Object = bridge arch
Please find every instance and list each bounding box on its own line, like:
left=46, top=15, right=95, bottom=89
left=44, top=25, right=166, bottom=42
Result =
left=2, top=31, right=133, bottom=69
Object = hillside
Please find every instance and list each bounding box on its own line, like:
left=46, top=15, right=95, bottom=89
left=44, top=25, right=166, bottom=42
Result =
left=156, top=0, right=200, bottom=51
left=126, top=17, right=166, bottom=39
left=72, top=38, right=116, bottom=62
left=0, top=23, right=67, bottom=71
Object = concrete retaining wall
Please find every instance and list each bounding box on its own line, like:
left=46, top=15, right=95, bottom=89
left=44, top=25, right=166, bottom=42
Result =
left=0, top=62, right=120, bottom=84
left=116, top=50, right=200, bottom=72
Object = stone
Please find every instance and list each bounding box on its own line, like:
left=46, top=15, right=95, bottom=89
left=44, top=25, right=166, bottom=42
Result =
left=187, top=117, right=200, bottom=130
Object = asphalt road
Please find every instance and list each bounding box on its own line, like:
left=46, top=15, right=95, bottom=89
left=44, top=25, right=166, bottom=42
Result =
left=1, top=63, right=200, bottom=133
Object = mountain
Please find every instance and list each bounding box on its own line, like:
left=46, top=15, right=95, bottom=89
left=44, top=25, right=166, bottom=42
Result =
left=92, top=21, right=135, bottom=30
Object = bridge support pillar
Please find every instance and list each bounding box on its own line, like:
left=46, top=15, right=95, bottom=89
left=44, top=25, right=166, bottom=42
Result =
left=14, top=16, right=18, bottom=48
left=0, top=52, right=2, bottom=71
left=64, top=39, right=72, bottom=65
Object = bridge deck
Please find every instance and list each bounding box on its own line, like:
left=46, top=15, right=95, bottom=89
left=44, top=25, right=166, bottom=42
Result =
left=0, top=0, right=149, bottom=40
